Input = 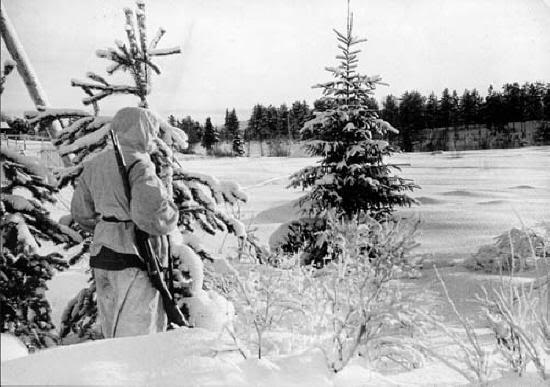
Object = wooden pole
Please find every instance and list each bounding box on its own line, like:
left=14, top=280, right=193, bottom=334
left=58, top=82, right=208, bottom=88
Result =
left=0, top=1, right=62, bottom=139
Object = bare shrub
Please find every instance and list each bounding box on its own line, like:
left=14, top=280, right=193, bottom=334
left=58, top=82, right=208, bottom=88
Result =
left=477, top=281, right=547, bottom=379
left=230, top=258, right=308, bottom=359
left=475, top=226, right=549, bottom=381
left=304, top=214, right=423, bottom=372
left=416, top=266, right=496, bottom=386
left=228, top=213, right=425, bottom=371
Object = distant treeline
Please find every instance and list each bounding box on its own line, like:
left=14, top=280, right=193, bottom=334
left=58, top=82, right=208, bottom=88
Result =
left=380, top=82, right=550, bottom=151
left=168, top=82, right=550, bottom=153
left=167, top=100, right=314, bottom=150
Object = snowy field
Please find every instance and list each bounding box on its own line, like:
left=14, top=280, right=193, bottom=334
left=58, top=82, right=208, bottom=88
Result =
left=178, top=146, right=550, bottom=262
left=2, top=145, right=550, bottom=386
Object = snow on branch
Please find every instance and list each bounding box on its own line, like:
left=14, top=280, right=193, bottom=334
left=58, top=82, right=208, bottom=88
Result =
left=1, top=146, right=83, bottom=255
left=24, top=108, right=91, bottom=125
left=173, top=170, right=249, bottom=206
left=58, top=124, right=111, bottom=156
left=53, top=116, right=111, bottom=148
left=149, top=47, right=181, bottom=57
left=158, top=121, right=188, bottom=152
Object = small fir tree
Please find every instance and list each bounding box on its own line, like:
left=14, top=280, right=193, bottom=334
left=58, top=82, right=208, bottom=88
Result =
left=282, top=7, right=417, bottom=264
left=0, top=147, right=82, bottom=350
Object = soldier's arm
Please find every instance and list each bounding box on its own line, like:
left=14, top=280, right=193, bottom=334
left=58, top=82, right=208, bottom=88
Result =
left=71, top=169, right=98, bottom=232
left=128, top=155, right=178, bottom=236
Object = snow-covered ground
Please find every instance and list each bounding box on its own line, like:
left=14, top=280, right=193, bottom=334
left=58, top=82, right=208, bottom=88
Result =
left=178, top=146, right=550, bottom=262
left=0, top=328, right=409, bottom=386
left=3, top=145, right=549, bottom=385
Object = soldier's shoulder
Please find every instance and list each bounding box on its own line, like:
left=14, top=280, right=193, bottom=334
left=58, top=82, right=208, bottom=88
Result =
left=125, top=151, right=154, bottom=175
left=81, top=149, right=113, bottom=176
left=83, top=149, right=110, bottom=166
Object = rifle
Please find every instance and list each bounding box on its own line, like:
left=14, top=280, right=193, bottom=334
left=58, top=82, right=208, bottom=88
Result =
left=109, top=129, right=188, bottom=328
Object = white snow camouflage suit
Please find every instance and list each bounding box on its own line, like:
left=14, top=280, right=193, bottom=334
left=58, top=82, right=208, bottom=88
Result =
left=71, top=107, right=179, bottom=338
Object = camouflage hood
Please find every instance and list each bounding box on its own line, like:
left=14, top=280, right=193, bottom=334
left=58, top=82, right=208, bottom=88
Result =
left=111, top=107, right=161, bottom=153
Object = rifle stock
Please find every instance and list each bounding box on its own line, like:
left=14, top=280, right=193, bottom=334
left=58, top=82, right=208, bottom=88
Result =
left=109, top=129, right=188, bottom=328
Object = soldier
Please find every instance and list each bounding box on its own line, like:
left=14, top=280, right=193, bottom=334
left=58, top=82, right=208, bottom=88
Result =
left=71, top=107, right=178, bottom=338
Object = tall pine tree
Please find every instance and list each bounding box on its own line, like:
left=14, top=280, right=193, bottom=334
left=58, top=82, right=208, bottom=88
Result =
left=425, top=92, right=439, bottom=129
left=202, top=117, right=219, bottom=152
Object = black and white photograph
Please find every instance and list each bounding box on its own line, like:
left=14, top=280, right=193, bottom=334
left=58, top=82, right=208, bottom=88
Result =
left=1, top=0, right=549, bottom=385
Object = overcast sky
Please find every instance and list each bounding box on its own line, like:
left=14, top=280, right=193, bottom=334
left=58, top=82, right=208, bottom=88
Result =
left=1, top=0, right=549, bottom=124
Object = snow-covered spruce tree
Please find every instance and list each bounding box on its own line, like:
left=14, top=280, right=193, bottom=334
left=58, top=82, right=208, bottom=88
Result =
left=0, top=146, right=82, bottom=350
left=232, top=131, right=245, bottom=157
left=281, top=8, right=417, bottom=265
left=26, top=1, right=255, bottom=339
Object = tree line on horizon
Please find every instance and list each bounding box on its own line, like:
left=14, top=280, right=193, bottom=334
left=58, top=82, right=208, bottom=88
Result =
left=167, top=100, right=314, bottom=155
left=380, top=82, right=550, bottom=151
left=167, top=81, right=550, bottom=154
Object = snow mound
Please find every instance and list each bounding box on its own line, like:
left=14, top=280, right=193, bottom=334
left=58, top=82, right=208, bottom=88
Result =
left=185, top=290, right=235, bottom=331
left=1, top=329, right=335, bottom=386
left=441, top=189, right=486, bottom=197
left=1, top=329, right=239, bottom=386
left=0, top=334, right=28, bottom=362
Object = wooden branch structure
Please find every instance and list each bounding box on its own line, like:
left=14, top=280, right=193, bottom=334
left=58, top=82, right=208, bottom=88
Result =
left=0, top=1, right=63, bottom=138
left=71, top=0, right=181, bottom=112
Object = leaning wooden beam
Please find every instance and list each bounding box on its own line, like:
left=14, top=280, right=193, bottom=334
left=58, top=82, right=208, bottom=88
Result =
left=0, top=1, right=63, bottom=139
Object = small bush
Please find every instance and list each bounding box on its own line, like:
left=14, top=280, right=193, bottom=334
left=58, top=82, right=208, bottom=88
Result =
left=417, top=267, right=497, bottom=385
left=465, top=227, right=546, bottom=273
left=229, top=213, right=425, bottom=371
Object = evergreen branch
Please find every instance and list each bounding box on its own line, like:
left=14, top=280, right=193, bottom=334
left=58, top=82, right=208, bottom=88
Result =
left=149, top=47, right=182, bottom=56
left=123, top=8, right=140, bottom=59
left=149, top=27, right=166, bottom=50
left=24, top=108, right=90, bottom=125
left=135, top=0, right=148, bottom=61
left=71, top=79, right=139, bottom=93
left=96, top=48, right=128, bottom=66
left=106, top=62, right=125, bottom=75
left=135, top=57, right=161, bottom=75
left=85, top=72, right=109, bottom=86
